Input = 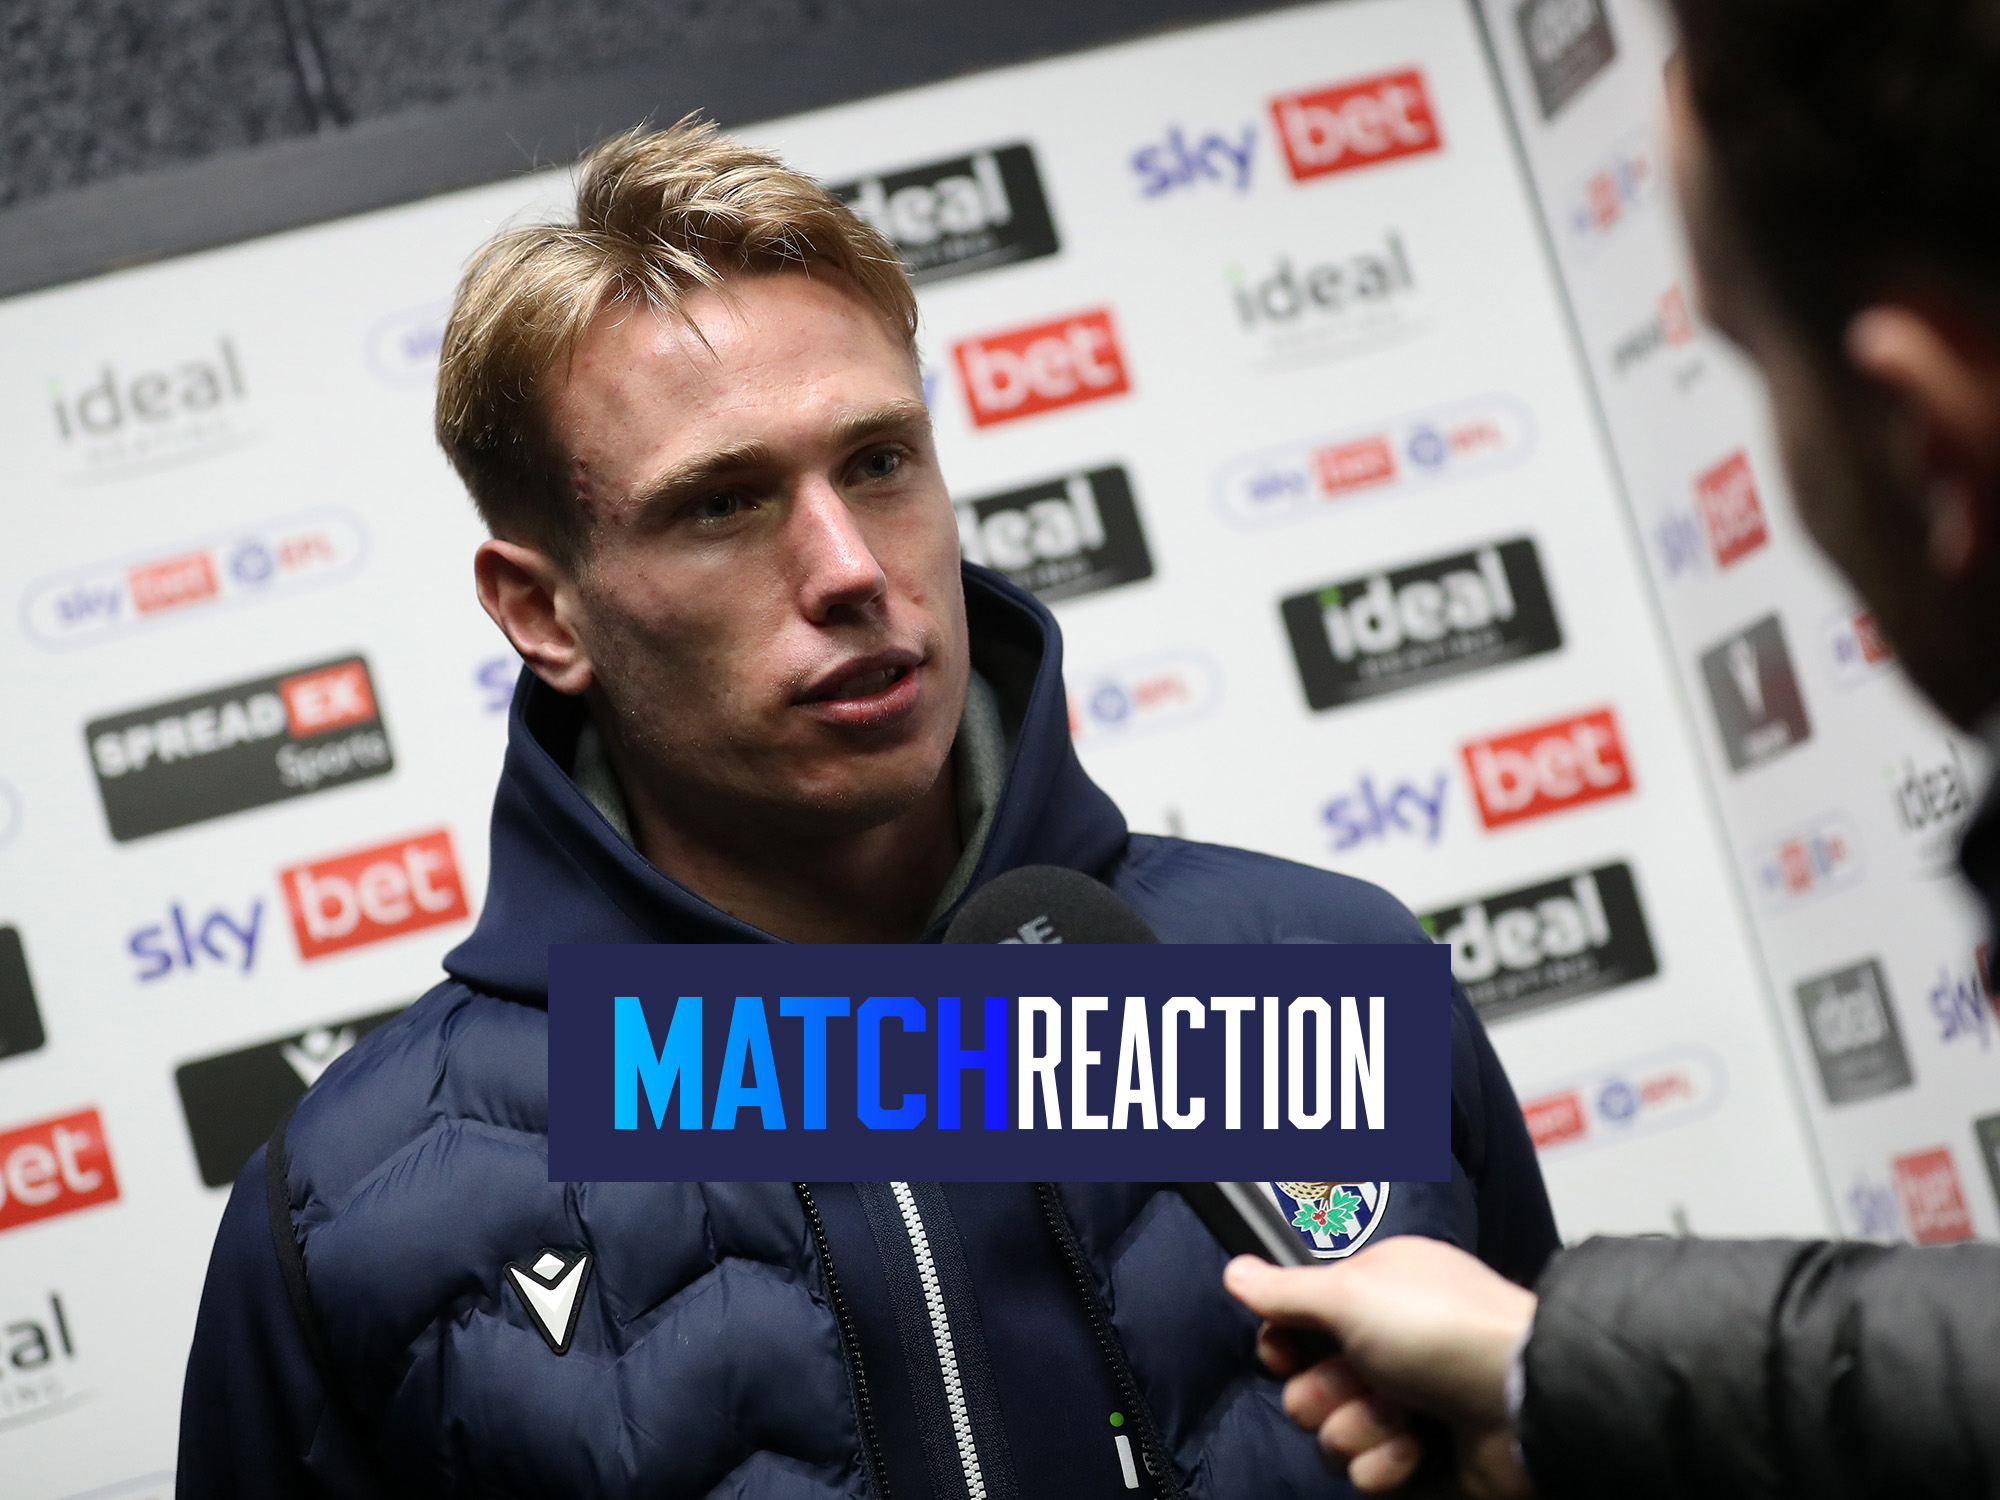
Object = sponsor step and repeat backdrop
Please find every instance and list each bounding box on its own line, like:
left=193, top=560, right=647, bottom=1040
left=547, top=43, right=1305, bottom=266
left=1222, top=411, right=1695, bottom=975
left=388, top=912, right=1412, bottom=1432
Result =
left=0, top=0, right=1993, bottom=1490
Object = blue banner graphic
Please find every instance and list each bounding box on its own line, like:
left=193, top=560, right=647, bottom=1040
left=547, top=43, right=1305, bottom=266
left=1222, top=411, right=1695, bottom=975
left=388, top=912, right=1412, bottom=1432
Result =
left=548, top=944, right=1450, bottom=1180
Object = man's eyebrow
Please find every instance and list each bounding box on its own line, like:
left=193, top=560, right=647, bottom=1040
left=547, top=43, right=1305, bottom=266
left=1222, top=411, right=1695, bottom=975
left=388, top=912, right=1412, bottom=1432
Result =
left=629, top=440, right=776, bottom=516
left=829, top=398, right=933, bottom=450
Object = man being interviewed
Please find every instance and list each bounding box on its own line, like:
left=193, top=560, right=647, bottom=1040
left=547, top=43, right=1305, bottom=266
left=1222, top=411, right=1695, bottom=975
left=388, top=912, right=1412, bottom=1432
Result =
left=177, top=120, right=1556, bottom=1499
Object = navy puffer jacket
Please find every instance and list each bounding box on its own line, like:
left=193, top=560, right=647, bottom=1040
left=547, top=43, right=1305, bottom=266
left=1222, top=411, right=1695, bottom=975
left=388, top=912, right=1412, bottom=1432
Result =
left=177, top=566, right=1558, bottom=1499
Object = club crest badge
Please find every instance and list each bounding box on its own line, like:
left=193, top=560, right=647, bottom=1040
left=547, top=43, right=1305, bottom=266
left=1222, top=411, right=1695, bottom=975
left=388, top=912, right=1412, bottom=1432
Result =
left=1269, top=1180, right=1392, bottom=1260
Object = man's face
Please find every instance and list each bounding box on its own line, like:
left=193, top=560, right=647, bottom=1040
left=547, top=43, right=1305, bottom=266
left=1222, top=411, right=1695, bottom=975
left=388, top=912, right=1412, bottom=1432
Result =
left=1665, top=62, right=1990, bottom=725
left=547, top=271, right=968, bottom=842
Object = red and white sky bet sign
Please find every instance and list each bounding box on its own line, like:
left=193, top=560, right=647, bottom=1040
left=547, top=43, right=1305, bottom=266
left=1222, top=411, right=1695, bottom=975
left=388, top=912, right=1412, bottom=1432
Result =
left=1893, top=1148, right=1975, bottom=1244
left=954, top=308, right=1131, bottom=428
left=1521, top=1091, right=1587, bottom=1150
left=1464, top=707, right=1635, bottom=830
left=279, top=658, right=377, bottom=735
left=1270, top=69, right=1442, bottom=183
left=0, top=1108, right=119, bottom=1236
left=282, top=827, right=469, bottom=960
left=128, top=550, right=219, bottom=615
left=1695, top=451, right=1769, bottom=568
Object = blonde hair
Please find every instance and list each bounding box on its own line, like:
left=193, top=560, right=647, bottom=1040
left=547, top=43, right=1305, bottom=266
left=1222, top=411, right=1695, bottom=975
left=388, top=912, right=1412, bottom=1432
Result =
left=434, top=116, right=919, bottom=567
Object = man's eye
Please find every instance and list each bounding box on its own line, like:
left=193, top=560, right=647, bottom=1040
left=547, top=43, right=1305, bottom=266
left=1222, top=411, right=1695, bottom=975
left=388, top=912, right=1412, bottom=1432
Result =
left=691, top=492, right=743, bottom=520
left=858, top=450, right=902, bottom=481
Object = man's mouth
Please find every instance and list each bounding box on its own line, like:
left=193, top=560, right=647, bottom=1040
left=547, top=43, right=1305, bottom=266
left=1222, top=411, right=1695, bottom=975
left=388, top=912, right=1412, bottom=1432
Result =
left=795, top=650, right=926, bottom=728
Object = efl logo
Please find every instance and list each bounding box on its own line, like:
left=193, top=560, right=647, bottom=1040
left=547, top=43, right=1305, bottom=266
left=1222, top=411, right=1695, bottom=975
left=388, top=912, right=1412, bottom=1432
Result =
left=955, top=465, right=1154, bottom=603
left=176, top=1006, right=406, bottom=1186
left=1565, top=130, right=1656, bottom=249
left=1283, top=538, right=1562, bottom=712
left=86, top=654, right=394, bottom=841
left=47, top=335, right=251, bottom=480
left=1699, top=615, right=1811, bottom=772
left=1213, top=395, right=1534, bottom=528
left=0, top=927, right=46, bottom=1064
left=281, top=828, right=470, bottom=961
left=1421, top=863, right=1658, bottom=1022
left=1462, top=707, right=1633, bottom=830
left=955, top=309, right=1130, bottom=427
left=1694, top=452, right=1769, bottom=568
left=1796, top=959, right=1912, bottom=1105
left=832, top=144, right=1058, bottom=285
left=1068, top=648, right=1221, bottom=749
left=0, top=1109, right=119, bottom=1236
left=1517, top=0, right=1617, bottom=119
left=1752, top=813, right=1863, bottom=907
left=1270, top=70, right=1441, bottom=183
left=1893, top=1148, right=1975, bottom=1244
left=1520, top=1048, right=1723, bottom=1156
left=22, top=509, right=366, bottom=648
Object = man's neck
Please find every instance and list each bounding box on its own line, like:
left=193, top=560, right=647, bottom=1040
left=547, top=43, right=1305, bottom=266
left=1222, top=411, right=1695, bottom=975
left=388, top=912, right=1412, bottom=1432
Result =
left=616, top=757, right=964, bottom=943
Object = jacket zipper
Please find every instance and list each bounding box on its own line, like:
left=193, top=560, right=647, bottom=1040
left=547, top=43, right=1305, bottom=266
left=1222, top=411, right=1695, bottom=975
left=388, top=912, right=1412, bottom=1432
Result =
left=797, top=1183, right=893, bottom=1500
left=888, top=1181, right=989, bottom=1500
left=1035, top=1183, right=1189, bottom=1500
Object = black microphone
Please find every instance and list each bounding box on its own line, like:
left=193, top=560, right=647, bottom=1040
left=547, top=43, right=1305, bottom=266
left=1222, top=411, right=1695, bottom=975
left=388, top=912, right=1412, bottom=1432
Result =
left=942, top=865, right=1161, bottom=944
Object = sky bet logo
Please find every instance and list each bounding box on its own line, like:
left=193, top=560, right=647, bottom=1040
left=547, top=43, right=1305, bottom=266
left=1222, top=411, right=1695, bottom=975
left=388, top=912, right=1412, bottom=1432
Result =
left=1518, top=1046, right=1721, bottom=1156
left=1894, top=1147, right=1974, bottom=1244
left=830, top=143, right=1058, bottom=285
left=281, top=828, right=469, bottom=961
left=1269, top=69, right=1441, bottom=183
left=1283, top=538, right=1561, bottom=712
left=25, top=510, right=365, bottom=649
left=127, top=895, right=263, bottom=983
left=1421, top=863, right=1657, bottom=1022
left=1131, top=122, right=1257, bottom=197
left=1322, top=770, right=1448, bottom=853
left=48, top=335, right=250, bottom=478
left=1214, top=395, right=1533, bottom=529
left=955, top=466, right=1153, bottom=603
left=1229, top=233, right=1422, bottom=370
left=87, top=655, right=393, bottom=841
left=0, top=1109, right=119, bottom=1237
left=547, top=945, right=1449, bottom=1181
left=1753, top=813, right=1863, bottom=907
left=954, top=309, right=1131, bottom=428
left=1565, top=130, right=1656, bottom=252
left=1463, top=707, right=1634, bottom=830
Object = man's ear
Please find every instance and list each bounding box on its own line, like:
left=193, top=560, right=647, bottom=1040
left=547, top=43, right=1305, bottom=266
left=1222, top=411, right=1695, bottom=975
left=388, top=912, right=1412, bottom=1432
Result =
left=474, top=539, right=595, bottom=695
left=1846, top=305, right=2000, bottom=579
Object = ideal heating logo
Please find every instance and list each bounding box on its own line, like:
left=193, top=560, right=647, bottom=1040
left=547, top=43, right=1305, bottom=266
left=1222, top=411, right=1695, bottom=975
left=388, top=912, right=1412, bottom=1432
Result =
left=1228, top=232, right=1424, bottom=369
left=1608, top=285, right=1699, bottom=385
left=831, top=143, right=1059, bottom=285
left=86, top=655, right=393, bottom=841
left=955, top=465, right=1153, bottom=603
left=1420, top=863, right=1657, bottom=1022
left=1269, top=69, right=1442, bottom=182
left=1796, top=958, right=1913, bottom=1105
left=0, top=1290, right=86, bottom=1429
left=175, top=1006, right=406, bottom=1186
left=1888, top=740, right=1977, bottom=875
left=47, top=335, right=252, bottom=479
left=1282, top=538, right=1561, bottom=711
left=1516, top=0, right=1617, bottom=119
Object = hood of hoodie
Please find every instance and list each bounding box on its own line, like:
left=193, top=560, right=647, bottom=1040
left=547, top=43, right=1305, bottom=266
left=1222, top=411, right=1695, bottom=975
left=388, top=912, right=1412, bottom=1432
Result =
left=444, top=563, right=1129, bottom=1000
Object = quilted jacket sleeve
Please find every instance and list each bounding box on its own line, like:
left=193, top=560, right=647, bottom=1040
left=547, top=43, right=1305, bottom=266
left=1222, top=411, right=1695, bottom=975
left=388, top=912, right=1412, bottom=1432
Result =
left=1518, top=1235, right=2000, bottom=1500
left=178, top=1144, right=386, bottom=1499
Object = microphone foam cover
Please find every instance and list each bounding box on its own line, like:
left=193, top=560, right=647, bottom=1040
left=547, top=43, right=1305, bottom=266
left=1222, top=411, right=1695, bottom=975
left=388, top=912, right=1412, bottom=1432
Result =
left=943, top=865, right=1161, bottom=945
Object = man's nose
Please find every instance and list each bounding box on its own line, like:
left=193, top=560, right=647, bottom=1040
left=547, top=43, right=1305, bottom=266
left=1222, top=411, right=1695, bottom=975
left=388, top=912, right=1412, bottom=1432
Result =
left=790, top=478, right=889, bottom=622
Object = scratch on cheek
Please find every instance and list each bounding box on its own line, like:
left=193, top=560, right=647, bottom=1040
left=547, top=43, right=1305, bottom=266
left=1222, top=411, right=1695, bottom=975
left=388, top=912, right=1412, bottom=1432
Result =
left=572, top=456, right=601, bottom=530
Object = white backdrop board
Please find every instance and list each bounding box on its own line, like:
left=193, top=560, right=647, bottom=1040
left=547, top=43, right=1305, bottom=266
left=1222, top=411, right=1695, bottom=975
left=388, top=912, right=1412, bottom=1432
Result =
left=0, top=1, right=1991, bottom=1493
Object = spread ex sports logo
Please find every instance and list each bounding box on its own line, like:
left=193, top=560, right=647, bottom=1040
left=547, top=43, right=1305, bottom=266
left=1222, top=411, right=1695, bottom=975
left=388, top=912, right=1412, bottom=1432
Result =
left=1270, top=70, right=1441, bottom=183
left=0, top=1109, right=119, bottom=1236
left=1462, top=707, right=1634, bottom=830
left=954, top=309, right=1130, bottom=428
left=281, top=828, right=469, bottom=961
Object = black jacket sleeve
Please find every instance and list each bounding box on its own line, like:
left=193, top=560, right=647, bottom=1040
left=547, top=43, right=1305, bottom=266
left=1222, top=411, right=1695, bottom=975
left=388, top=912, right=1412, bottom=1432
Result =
left=1518, top=1235, right=2000, bottom=1500
left=177, top=1143, right=384, bottom=1499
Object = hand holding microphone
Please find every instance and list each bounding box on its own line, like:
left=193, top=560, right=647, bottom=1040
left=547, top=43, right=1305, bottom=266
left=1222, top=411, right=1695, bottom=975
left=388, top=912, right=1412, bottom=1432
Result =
left=1224, top=1238, right=1536, bottom=1498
